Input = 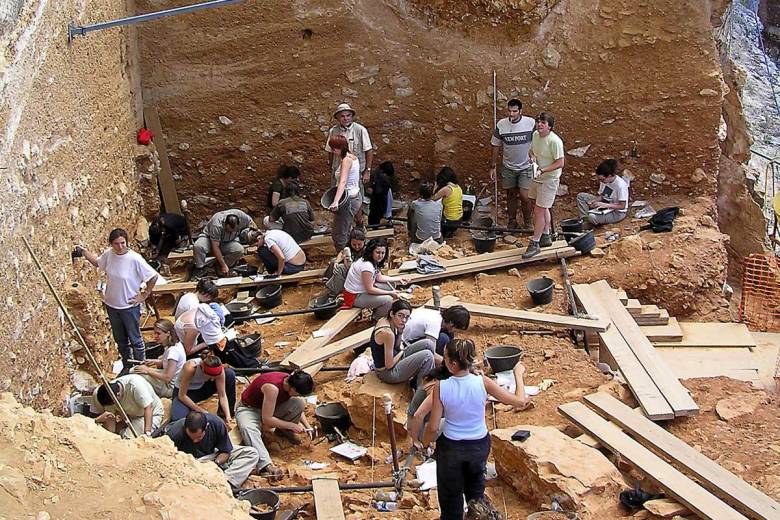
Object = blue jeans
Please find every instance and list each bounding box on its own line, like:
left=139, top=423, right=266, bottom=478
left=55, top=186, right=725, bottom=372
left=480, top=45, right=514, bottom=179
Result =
left=257, top=246, right=305, bottom=275
left=170, top=367, right=237, bottom=421
left=105, top=304, right=145, bottom=364
left=435, top=434, right=491, bottom=520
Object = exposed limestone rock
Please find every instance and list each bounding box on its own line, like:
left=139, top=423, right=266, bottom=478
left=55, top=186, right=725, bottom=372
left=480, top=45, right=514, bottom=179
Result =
left=346, top=373, right=410, bottom=442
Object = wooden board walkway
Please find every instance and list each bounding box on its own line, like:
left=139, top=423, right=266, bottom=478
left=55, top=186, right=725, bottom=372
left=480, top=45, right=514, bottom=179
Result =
left=152, top=267, right=327, bottom=295
left=655, top=347, right=760, bottom=385
left=640, top=317, right=684, bottom=342
left=280, top=308, right=362, bottom=376
left=584, top=392, right=780, bottom=520
left=559, top=401, right=748, bottom=520
left=167, top=228, right=395, bottom=260
left=589, top=281, right=698, bottom=416
left=312, top=477, right=346, bottom=520
left=425, top=295, right=610, bottom=332
left=573, top=283, right=675, bottom=420
left=293, top=328, right=373, bottom=371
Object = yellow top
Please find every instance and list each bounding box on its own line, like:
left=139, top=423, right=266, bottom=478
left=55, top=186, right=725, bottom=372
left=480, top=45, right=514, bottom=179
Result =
left=442, top=183, right=463, bottom=221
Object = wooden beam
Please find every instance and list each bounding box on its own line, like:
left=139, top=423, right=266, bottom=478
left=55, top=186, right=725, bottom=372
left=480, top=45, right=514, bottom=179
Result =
left=151, top=267, right=327, bottom=295
left=558, top=401, right=748, bottom=520
left=584, top=392, right=780, bottom=520
left=143, top=107, right=182, bottom=215
left=573, top=283, right=675, bottom=420
left=590, top=280, right=698, bottom=417
left=293, top=328, right=373, bottom=371
left=281, top=308, right=362, bottom=375
left=168, top=228, right=395, bottom=260
left=312, top=477, right=346, bottom=520
left=653, top=322, right=756, bottom=348
left=424, top=295, right=610, bottom=332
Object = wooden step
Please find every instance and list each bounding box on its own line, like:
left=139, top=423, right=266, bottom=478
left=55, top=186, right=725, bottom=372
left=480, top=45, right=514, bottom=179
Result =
left=625, top=299, right=642, bottom=316
left=638, top=305, right=661, bottom=318
left=653, top=322, right=756, bottom=348
left=641, top=317, right=683, bottom=342
left=615, top=289, right=628, bottom=304
left=635, top=308, right=670, bottom=326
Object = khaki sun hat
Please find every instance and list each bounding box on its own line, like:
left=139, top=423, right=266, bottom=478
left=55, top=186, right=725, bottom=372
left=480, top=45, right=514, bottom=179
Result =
left=333, top=103, right=356, bottom=118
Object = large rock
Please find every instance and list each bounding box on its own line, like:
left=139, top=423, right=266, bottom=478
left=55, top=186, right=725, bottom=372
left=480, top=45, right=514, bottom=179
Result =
left=346, top=372, right=411, bottom=442
left=491, top=426, right=627, bottom=518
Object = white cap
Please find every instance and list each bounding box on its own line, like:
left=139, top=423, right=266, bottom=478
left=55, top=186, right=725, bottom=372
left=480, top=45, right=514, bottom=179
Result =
left=333, top=103, right=356, bottom=118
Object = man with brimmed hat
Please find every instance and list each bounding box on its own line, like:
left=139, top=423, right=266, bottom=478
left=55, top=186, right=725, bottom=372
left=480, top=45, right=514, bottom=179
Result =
left=325, top=103, right=374, bottom=210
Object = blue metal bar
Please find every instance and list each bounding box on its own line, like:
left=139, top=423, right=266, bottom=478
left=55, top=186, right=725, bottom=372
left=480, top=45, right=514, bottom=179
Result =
left=68, top=0, right=244, bottom=42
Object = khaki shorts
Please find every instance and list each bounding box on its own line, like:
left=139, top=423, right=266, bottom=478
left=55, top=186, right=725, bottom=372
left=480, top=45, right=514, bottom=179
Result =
left=529, top=177, right=560, bottom=209
left=501, top=164, right=534, bottom=190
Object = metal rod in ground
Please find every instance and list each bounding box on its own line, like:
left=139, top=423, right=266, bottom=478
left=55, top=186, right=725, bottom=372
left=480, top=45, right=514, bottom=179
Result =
left=492, top=69, right=499, bottom=225
left=232, top=365, right=349, bottom=375
left=383, top=394, right=400, bottom=474
left=22, top=237, right=139, bottom=438
left=230, top=305, right=338, bottom=324
left=69, top=0, right=244, bottom=41
left=250, top=480, right=396, bottom=494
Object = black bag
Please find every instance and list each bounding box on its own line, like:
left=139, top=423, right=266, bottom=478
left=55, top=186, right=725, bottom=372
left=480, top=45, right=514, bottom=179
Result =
left=619, top=485, right=663, bottom=510
left=640, top=206, right=679, bottom=233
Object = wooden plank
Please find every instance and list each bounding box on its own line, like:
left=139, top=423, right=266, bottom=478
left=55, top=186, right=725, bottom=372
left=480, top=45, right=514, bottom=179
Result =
left=151, top=267, right=327, bottom=295
left=653, top=322, right=756, bottom=348
left=293, top=328, right=373, bottom=371
left=168, top=228, right=395, bottom=260
left=400, top=246, right=578, bottom=285
left=638, top=305, right=662, bottom=318
left=615, top=289, right=628, bottom=304
left=573, top=283, right=675, bottom=420
left=281, top=308, right=362, bottom=376
left=143, top=107, right=182, bottom=215
left=584, top=392, right=780, bottom=520
left=626, top=299, right=642, bottom=316
left=312, top=478, right=346, bottom=520
left=425, top=295, right=610, bottom=332
left=641, top=318, right=684, bottom=342
left=656, top=348, right=760, bottom=384
left=590, top=281, right=698, bottom=417
left=559, top=401, right=748, bottom=520
left=634, top=308, right=669, bottom=327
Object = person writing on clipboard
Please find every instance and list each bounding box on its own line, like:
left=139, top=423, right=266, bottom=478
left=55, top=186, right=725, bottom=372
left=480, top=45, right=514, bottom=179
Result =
left=575, top=158, right=629, bottom=228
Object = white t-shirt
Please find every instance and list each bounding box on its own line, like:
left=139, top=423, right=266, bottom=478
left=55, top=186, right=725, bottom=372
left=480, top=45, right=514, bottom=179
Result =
left=402, top=307, right=442, bottom=342
left=175, top=292, right=199, bottom=320
left=598, top=176, right=630, bottom=213
left=174, top=309, right=196, bottom=344
left=264, top=229, right=303, bottom=262
left=343, top=258, right=377, bottom=294
left=195, top=303, right=224, bottom=345
left=163, top=342, right=187, bottom=382
left=97, top=249, right=158, bottom=310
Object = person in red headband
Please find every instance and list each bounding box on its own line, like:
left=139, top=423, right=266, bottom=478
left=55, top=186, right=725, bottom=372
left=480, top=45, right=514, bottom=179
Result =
left=170, top=355, right=236, bottom=428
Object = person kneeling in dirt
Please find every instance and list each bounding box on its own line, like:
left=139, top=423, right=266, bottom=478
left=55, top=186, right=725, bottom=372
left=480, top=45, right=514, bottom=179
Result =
left=371, top=300, right=435, bottom=388
left=174, top=278, right=220, bottom=320
left=165, top=411, right=259, bottom=490
left=263, top=179, right=315, bottom=243
left=171, top=354, right=236, bottom=427
left=235, top=370, right=315, bottom=480
left=423, top=340, right=531, bottom=520
left=192, top=209, right=257, bottom=278
left=93, top=375, right=164, bottom=438
left=402, top=304, right=471, bottom=365
left=130, top=319, right=186, bottom=398
left=407, top=181, right=443, bottom=245
left=323, top=228, right=366, bottom=298
left=148, top=212, right=190, bottom=259
left=256, top=229, right=306, bottom=276
left=576, top=158, right=629, bottom=228
left=342, top=238, right=407, bottom=320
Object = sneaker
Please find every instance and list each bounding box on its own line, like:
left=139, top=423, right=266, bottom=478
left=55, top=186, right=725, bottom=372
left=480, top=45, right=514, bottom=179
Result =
left=522, top=240, right=541, bottom=259
left=342, top=247, right=353, bottom=267
left=539, top=233, right=552, bottom=248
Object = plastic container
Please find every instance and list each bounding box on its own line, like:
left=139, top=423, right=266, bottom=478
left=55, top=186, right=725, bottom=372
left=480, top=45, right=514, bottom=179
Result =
left=484, top=345, right=524, bottom=373
left=374, top=501, right=398, bottom=512
left=237, top=489, right=280, bottom=520
left=320, top=187, right=349, bottom=210
left=315, top=402, right=351, bottom=434
left=472, top=232, right=497, bottom=253
left=309, top=294, right=340, bottom=320
left=570, top=230, right=596, bottom=254
left=527, top=276, right=554, bottom=305
left=256, top=284, right=283, bottom=309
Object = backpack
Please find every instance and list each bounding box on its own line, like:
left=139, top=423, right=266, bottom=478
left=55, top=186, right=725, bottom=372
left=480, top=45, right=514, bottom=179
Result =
left=640, top=206, right=679, bottom=233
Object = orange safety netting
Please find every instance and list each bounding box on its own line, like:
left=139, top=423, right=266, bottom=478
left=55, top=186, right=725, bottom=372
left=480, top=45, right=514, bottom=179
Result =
left=739, top=253, right=780, bottom=333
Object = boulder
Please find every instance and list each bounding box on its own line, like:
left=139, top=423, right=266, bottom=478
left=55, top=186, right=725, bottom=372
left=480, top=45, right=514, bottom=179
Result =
left=715, top=393, right=765, bottom=421
left=491, top=425, right=627, bottom=518
left=346, top=373, right=411, bottom=442
left=643, top=498, right=690, bottom=517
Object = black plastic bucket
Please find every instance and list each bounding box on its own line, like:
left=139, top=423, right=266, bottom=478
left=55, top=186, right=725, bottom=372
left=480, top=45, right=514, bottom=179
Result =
left=309, top=294, right=339, bottom=320
left=560, top=218, right=583, bottom=243
left=527, top=277, right=554, bottom=305
left=472, top=232, right=497, bottom=253
left=256, top=284, right=283, bottom=309
left=238, top=489, right=280, bottom=520
left=320, top=187, right=349, bottom=210
left=570, top=230, right=596, bottom=254
left=315, top=402, right=351, bottom=435
left=485, top=345, right=524, bottom=373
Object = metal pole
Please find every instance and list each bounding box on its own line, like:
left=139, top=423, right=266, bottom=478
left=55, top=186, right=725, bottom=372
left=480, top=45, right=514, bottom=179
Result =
left=68, top=0, right=244, bottom=42
left=492, top=70, right=499, bottom=224
left=383, top=394, right=400, bottom=474
left=22, top=238, right=139, bottom=438
left=249, top=480, right=396, bottom=494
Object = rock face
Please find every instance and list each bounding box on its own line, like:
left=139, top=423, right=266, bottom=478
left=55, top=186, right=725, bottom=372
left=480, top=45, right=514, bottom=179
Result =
left=0, top=393, right=251, bottom=519
left=491, top=425, right=627, bottom=519
left=346, top=372, right=411, bottom=442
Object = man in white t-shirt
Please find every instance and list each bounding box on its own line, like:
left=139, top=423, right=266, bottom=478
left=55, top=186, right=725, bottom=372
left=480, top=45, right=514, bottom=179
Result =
left=401, top=305, right=471, bottom=363
left=489, top=99, right=536, bottom=231
left=256, top=229, right=306, bottom=276
left=93, top=375, right=164, bottom=438
left=523, top=112, right=565, bottom=259
left=576, top=159, right=629, bottom=227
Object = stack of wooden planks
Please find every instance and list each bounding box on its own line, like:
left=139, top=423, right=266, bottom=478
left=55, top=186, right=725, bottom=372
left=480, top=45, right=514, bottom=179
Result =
left=573, top=280, right=698, bottom=420
left=560, top=392, right=780, bottom=520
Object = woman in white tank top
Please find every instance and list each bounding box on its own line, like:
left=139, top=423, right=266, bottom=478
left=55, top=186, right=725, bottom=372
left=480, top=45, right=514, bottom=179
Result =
left=327, top=133, right=364, bottom=252
left=423, top=339, right=531, bottom=520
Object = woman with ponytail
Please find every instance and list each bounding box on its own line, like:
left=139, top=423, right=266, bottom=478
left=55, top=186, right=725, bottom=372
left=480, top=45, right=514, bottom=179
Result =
left=423, top=339, right=531, bottom=519
left=131, top=319, right=186, bottom=398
